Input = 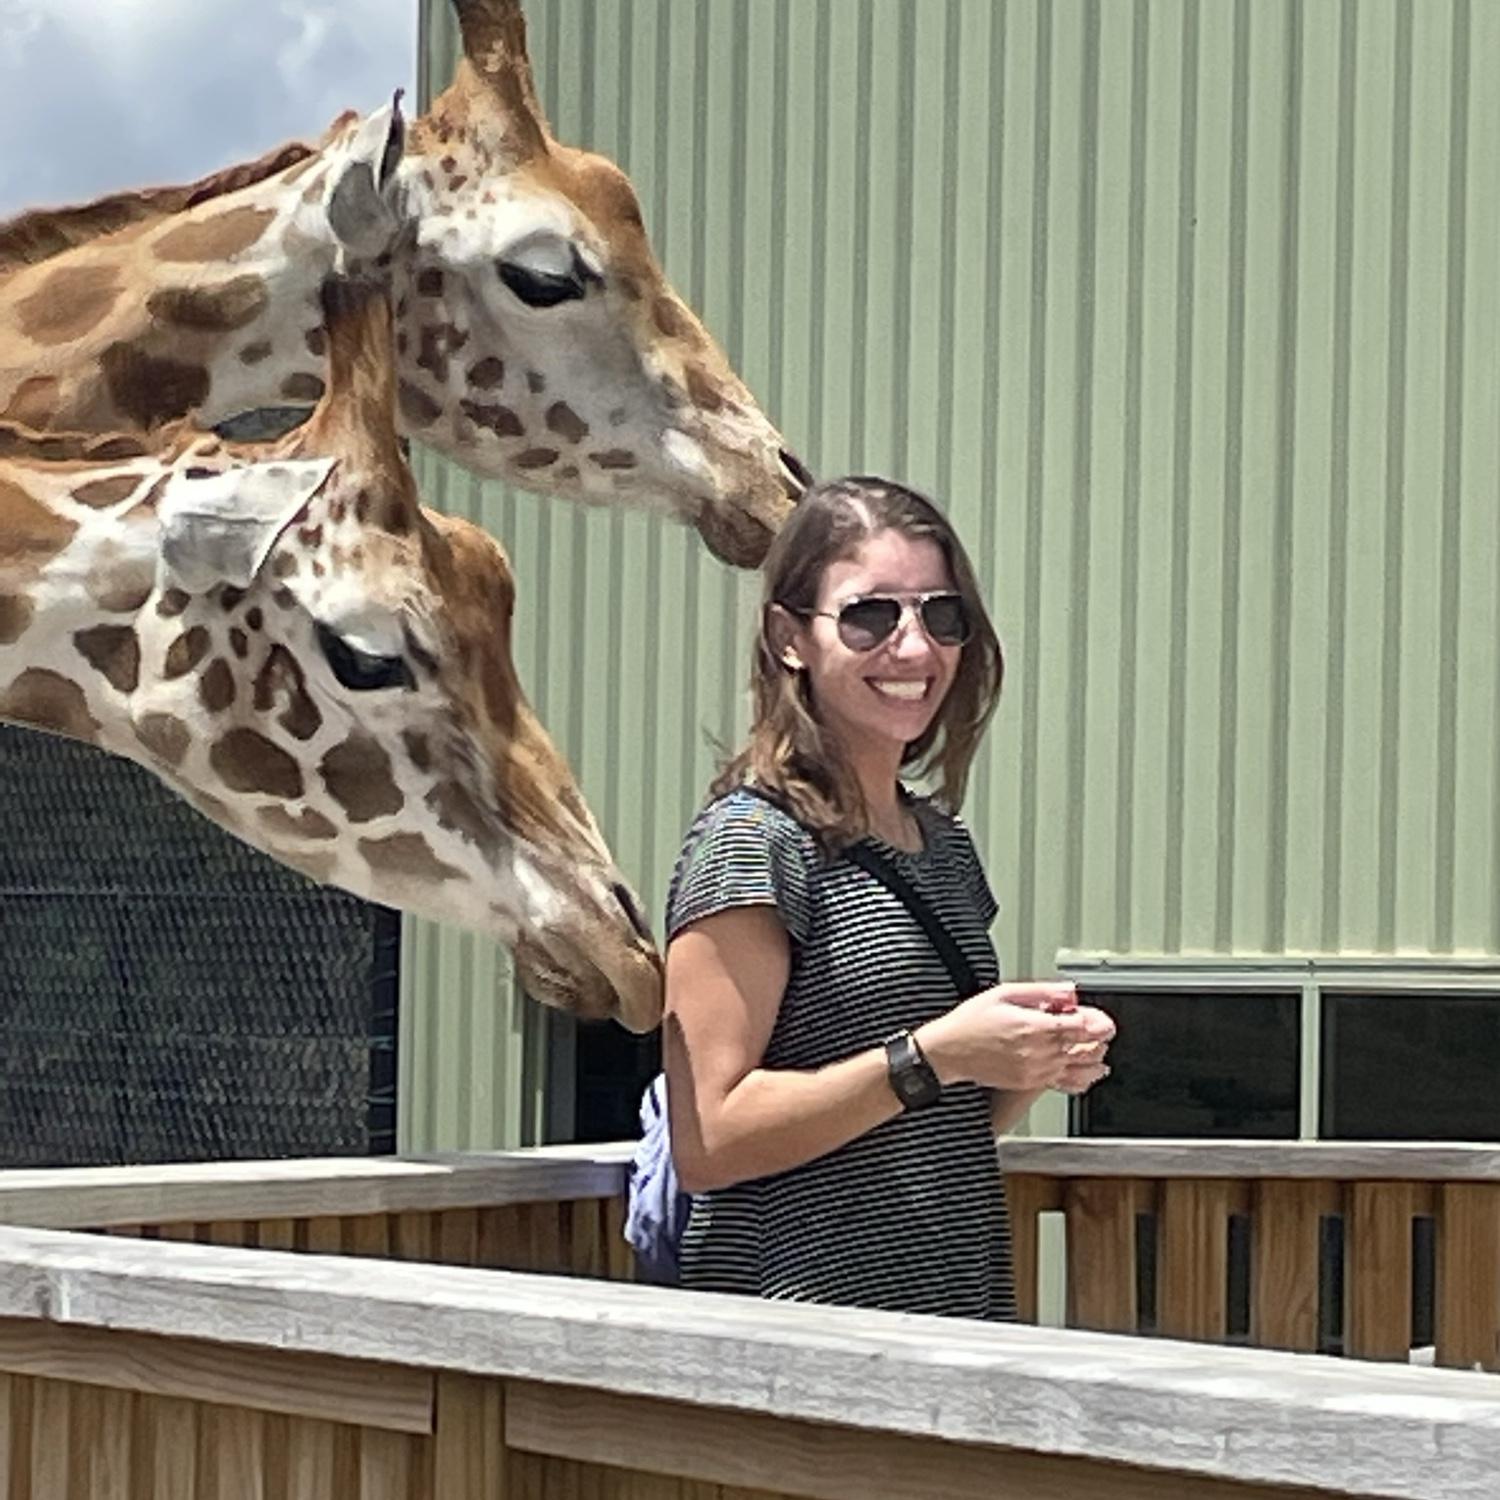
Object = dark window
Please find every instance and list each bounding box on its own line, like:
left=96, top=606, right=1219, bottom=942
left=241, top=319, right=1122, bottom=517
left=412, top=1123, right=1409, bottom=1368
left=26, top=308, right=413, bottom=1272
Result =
left=573, top=1020, right=659, bottom=1143
left=1073, top=989, right=1300, bottom=1138
left=1321, top=992, right=1500, bottom=1140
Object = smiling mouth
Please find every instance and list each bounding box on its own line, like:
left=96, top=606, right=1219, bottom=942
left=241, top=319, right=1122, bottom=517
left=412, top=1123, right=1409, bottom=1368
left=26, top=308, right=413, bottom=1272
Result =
left=869, top=679, right=931, bottom=703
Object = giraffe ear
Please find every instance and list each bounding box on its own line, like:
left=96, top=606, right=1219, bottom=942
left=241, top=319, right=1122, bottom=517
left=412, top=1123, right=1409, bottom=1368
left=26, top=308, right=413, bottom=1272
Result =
left=158, top=459, right=338, bottom=592
left=326, top=92, right=407, bottom=258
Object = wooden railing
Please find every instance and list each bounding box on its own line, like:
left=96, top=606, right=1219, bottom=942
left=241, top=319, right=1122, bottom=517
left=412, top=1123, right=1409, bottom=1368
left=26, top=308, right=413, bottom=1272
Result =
left=1004, top=1139, right=1500, bottom=1371
left=0, top=1219, right=1494, bottom=1498
left=0, top=1145, right=635, bottom=1282
left=3, top=1138, right=1497, bottom=1376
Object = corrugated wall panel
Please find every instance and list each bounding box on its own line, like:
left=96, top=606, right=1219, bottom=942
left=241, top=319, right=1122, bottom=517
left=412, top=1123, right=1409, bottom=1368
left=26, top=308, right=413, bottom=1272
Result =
left=403, top=0, right=1500, bottom=1148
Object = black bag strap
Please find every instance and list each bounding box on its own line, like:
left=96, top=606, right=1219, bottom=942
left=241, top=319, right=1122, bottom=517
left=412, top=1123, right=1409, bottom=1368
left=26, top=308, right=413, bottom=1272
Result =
left=736, top=785, right=979, bottom=998
left=841, top=842, right=978, bottom=999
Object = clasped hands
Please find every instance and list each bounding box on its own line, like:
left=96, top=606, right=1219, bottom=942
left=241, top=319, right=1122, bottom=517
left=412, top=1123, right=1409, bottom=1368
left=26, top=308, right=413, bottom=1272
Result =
left=918, top=981, right=1115, bottom=1096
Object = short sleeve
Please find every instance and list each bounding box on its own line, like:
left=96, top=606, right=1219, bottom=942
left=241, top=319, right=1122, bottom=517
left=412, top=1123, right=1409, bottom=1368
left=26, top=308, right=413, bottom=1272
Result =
left=665, top=791, right=814, bottom=946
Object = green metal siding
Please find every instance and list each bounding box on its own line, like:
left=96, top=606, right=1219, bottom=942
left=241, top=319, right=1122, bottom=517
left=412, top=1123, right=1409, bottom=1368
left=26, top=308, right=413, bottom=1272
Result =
left=402, top=0, right=1500, bottom=1149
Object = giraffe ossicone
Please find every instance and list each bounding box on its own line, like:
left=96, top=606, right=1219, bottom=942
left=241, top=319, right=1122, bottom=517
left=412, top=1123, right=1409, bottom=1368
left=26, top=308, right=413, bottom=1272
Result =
left=0, top=277, right=663, bottom=1033
left=0, top=0, right=808, bottom=567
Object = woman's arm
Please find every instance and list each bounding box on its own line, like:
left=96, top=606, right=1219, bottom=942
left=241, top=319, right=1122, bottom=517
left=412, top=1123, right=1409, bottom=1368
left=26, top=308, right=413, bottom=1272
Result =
left=664, top=905, right=905, bottom=1193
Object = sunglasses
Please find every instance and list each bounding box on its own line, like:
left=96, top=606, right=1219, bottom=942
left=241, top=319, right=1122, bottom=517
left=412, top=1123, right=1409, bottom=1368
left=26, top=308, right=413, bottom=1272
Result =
left=804, top=592, right=972, bottom=651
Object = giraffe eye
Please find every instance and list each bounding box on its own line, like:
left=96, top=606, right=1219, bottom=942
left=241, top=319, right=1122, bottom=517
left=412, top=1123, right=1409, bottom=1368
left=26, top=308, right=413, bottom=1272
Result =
left=315, top=621, right=412, bottom=692
left=497, top=258, right=587, bottom=309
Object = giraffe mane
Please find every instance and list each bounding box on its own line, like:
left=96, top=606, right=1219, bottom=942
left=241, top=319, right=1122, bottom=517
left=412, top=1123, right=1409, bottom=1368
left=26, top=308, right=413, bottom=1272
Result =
left=0, top=133, right=332, bottom=278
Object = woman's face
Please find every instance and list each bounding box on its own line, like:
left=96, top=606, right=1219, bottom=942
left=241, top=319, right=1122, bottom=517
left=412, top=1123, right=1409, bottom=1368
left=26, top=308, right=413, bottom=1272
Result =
left=787, top=528, right=963, bottom=759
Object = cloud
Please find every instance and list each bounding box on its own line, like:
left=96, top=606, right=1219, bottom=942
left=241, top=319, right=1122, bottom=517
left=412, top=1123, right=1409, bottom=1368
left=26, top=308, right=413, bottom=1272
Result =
left=0, top=0, right=415, bottom=219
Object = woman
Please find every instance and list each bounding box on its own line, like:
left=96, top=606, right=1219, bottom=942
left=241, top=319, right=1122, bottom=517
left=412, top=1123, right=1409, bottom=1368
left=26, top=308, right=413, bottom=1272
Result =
left=663, top=476, right=1115, bottom=1320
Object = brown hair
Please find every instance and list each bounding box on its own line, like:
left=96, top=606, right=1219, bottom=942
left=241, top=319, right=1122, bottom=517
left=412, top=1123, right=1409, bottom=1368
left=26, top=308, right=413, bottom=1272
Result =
left=711, top=475, right=1003, bottom=849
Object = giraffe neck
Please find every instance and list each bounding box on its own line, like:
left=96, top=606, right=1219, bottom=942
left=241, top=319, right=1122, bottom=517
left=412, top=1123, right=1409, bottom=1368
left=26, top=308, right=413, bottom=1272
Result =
left=0, top=153, right=347, bottom=434
left=0, top=456, right=167, bottom=755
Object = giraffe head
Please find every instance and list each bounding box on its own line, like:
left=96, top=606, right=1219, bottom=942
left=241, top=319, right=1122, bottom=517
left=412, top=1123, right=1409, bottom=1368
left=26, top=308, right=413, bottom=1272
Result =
left=383, top=0, right=810, bottom=565
left=0, top=279, right=663, bottom=1032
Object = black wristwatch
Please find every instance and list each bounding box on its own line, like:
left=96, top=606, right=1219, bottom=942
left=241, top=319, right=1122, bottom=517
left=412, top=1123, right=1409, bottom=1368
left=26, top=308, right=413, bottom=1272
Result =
left=884, top=1029, right=942, bottom=1112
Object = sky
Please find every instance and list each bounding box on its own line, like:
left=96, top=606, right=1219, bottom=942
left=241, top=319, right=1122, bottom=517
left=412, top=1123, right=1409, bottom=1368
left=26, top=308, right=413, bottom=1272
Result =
left=0, top=0, right=417, bottom=220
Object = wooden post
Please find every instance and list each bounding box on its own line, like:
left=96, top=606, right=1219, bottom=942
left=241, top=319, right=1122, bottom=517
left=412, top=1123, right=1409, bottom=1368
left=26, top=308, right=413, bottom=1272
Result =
left=1064, top=1178, right=1151, bottom=1334
left=432, top=1374, right=505, bottom=1500
left=1004, top=1173, right=1063, bottom=1325
left=1158, top=1180, right=1248, bottom=1343
left=1250, top=1180, right=1339, bottom=1353
left=1345, top=1182, right=1433, bottom=1361
left=1436, top=1182, right=1500, bottom=1372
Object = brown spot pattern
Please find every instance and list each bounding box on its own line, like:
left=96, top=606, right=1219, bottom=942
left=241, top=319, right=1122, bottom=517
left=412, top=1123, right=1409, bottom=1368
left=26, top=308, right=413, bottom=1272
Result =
left=153, top=205, right=276, bottom=263
left=210, top=727, right=304, bottom=799
left=416, top=268, right=444, bottom=298
left=200, top=658, right=236, bottom=713
left=145, top=275, right=268, bottom=331
left=0, top=477, right=77, bottom=575
left=526, top=371, right=546, bottom=395
left=417, top=323, right=469, bottom=386
left=399, top=380, right=442, bottom=427
left=260, top=806, right=338, bottom=841
left=545, top=403, right=589, bottom=444
left=359, top=832, right=464, bottom=885
left=2, top=376, right=60, bottom=427
left=72, top=475, right=139, bottom=510
left=468, top=357, right=505, bottom=390
left=86, top=436, right=149, bottom=461
left=402, top=730, right=432, bottom=774
left=100, top=343, right=210, bottom=429
left=590, top=449, right=637, bottom=470
left=157, top=588, right=190, bottom=618
left=252, top=644, right=321, bottom=740
left=163, top=626, right=211, bottom=679
left=0, top=669, right=100, bottom=744
left=229, top=627, right=249, bottom=659
left=135, top=712, right=190, bottom=768
left=246, top=607, right=264, bottom=631
left=513, top=448, right=558, bottom=469
left=16, top=265, right=124, bottom=344
left=653, top=296, right=693, bottom=341
left=281, top=373, right=325, bottom=401
left=304, top=326, right=327, bottom=356
left=73, top=624, right=140, bottom=694
left=684, top=363, right=729, bottom=413
left=426, top=781, right=490, bottom=847
left=459, top=399, right=523, bottom=439
left=240, top=341, right=273, bottom=364
left=0, top=594, right=33, bottom=644
left=320, top=733, right=403, bottom=824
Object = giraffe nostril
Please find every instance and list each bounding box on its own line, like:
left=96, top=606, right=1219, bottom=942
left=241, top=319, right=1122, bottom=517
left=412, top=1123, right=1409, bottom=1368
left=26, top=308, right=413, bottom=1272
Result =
left=611, top=882, right=653, bottom=945
left=778, top=448, right=812, bottom=498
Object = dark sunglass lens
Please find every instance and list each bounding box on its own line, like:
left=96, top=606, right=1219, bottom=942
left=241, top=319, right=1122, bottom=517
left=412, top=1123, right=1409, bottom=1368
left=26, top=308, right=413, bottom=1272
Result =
left=922, top=595, right=970, bottom=644
left=837, top=597, right=901, bottom=649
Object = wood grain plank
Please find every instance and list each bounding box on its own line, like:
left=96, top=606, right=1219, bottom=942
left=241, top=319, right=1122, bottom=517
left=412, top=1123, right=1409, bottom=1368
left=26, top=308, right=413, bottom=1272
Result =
left=1346, top=1182, right=1432, bottom=1361
left=254, top=1219, right=297, bottom=1253
left=526, top=1201, right=565, bottom=1274
left=437, top=1209, right=480, bottom=1268
left=29, top=1376, right=71, bottom=1500
left=390, top=1212, right=434, bottom=1265
left=1064, top=1178, right=1150, bottom=1333
left=91, top=1387, right=135, bottom=1500
left=357, top=1428, right=414, bottom=1500
left=432, top=1374, right=504, bottom=1500
left=285, top=1416, right=336, bottom=1500
left=505, top=1382, right=1332, bottom=1500
left=567, top=1199, right=608, bottom=1280
left=212, top=1407, right=264, bottom=1500
left=0, top=1319, right=433, bottom=1434
left=603, top=1197, right=635, bottom=1283
left=302, top=1217, right=346, bottom=1256
left=1158, top=1180, right=1248, bottom=1343
left=149, top=1395, right=197, bottom=1500
left=344, top=1213, right=391, bottom=1260
left=1250, top=1180, right=1340, bottom=1353
left=477, top=1206, right=526, bottom=1272
left=1436, top=1182, right=1500, bottom=1371
left=1003, top=1173, right=1063, bottom=1325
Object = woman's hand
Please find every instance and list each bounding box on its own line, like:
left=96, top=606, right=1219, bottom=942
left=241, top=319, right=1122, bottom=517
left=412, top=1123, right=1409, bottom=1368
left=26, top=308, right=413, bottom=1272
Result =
left=917, top=982, right=1116, bottom=1095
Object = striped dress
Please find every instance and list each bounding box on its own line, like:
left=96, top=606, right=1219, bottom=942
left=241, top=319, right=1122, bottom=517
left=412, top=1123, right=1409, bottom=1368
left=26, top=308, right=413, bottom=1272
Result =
left=666, top=788, right=1016, bottom=1321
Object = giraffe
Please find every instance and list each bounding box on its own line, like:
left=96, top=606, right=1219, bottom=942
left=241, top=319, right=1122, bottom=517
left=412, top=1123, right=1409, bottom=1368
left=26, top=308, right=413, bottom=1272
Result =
left=0, top=276, right=662, bottom=1034
left=0, top=0, right=807, bottom=568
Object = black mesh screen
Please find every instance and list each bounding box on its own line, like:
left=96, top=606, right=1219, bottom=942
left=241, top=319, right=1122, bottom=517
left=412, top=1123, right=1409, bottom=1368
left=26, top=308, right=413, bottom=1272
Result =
left=0, top=726, right=398, bottom=1166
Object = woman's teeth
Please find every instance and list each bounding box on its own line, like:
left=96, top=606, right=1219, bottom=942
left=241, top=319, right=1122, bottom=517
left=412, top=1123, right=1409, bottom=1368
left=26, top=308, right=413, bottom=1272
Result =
left=871, top=680, right=927, bottom=701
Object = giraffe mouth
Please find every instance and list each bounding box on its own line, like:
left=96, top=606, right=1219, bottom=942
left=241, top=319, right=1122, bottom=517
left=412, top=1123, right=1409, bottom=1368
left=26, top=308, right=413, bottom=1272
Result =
left=512, top=932, right=662, bottom=1033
